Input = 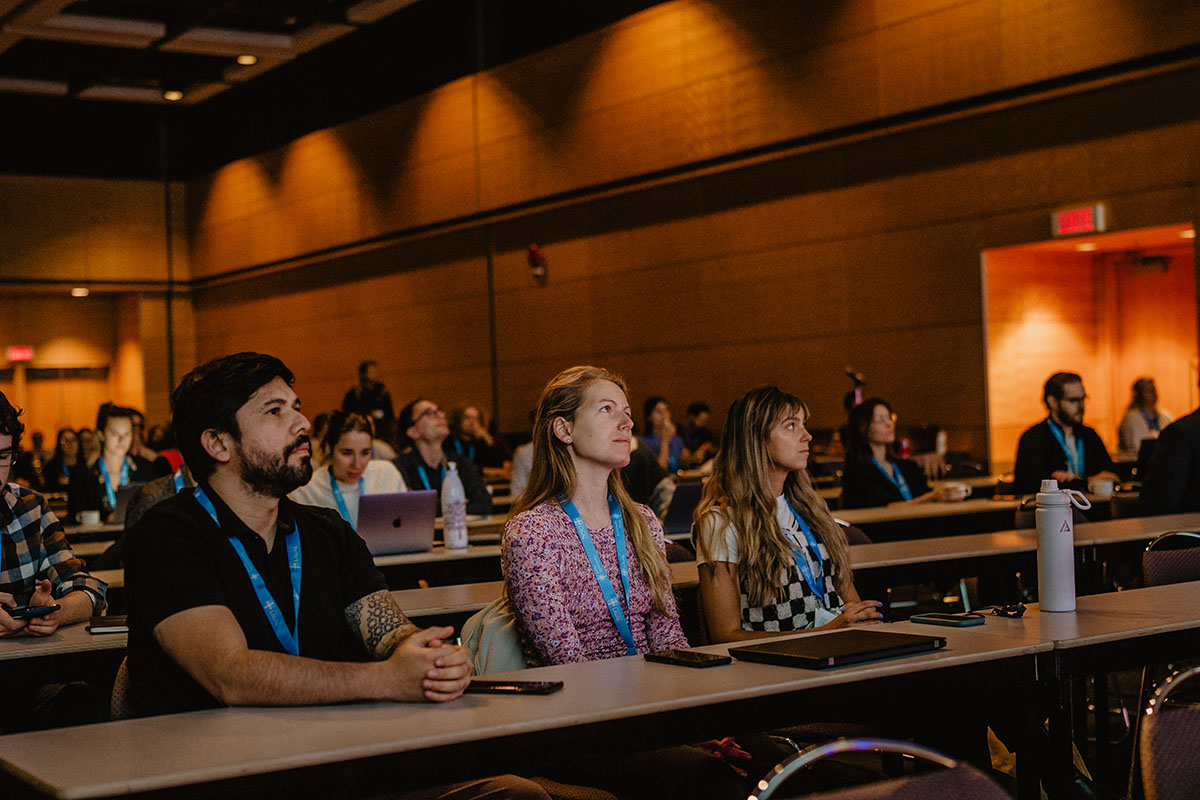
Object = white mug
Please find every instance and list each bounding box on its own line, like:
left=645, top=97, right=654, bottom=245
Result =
left=1088, top=478, right=1115, bottom=499
left=77, top=510, right=101, bottom=526
left=941, top=482, right=973, bottom=501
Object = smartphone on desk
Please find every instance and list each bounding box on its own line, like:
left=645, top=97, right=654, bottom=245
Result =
left=644, top=649, right=733, bottom=668
left=8, top=604, right=61, bottom=620
left=909, top=612, right=984, bottom=627
left=464, top=679, right=564, bottom=695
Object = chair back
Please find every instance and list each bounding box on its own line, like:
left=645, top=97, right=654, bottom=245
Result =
left=110, top=656, right=132, bottom=720
left=1141, top=666, right=1200, bottom=800
left=748, top=738, right=1007, bottom=800
left=461, top=596, right=528, bottom=675
left=661, top=482, right=703, bottom=537
left=1143, top=532, right=1200, bottom=587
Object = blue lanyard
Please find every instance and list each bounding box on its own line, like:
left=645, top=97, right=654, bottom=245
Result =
left=417, top=464, right=445, bottom=491
left=193, top=486, right=302, bottom=656
left=172, top=469, right=185, bottom=493
left=453, top=440, right=476, bottom=461
left=1143, top=411, right=1161, bottom=432
left=782, top=499, right=828, bottom=602
left=871, top=457, right=913, bottom=501
left=560, top=494, right=636, bottom=656
left=98, top=456, right=130, bottom=509
left=1047, top=418, right=1084, bottom=475
left=328, top=469, right=364, bottom=528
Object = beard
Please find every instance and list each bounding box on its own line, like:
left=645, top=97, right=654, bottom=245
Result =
left=236, top=434, right=313, bottom=498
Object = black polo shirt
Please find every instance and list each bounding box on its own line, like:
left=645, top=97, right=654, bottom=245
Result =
left=124, top=484, right=387, bottom=717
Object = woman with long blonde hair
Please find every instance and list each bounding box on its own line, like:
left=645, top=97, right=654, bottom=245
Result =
left=694, top=386, right=880, bottom=642
left=504, top=365, right=686, bottom=665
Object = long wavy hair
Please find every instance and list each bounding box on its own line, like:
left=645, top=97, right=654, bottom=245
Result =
left=512, top=365, right=673, bottom=614
left=693, top=386, right=852, bottom=608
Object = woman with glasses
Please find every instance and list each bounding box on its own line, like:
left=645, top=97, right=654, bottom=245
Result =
left=840, top=398, right=965, bottom=509
left=289, top=411, right=407, bottom=529
left=42, top=428, right=85, bottom=493
left=392, top=398, right=493, bottom=515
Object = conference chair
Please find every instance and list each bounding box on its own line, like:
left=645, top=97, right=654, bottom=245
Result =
left=110, top=657, right=132, bottom=720
left=747, top=738, right=1008, bottom=800
left=1140, top=666, right=1200, bottom=800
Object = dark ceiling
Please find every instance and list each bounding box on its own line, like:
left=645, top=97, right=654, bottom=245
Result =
left=0, top=0, right=666, bottom=180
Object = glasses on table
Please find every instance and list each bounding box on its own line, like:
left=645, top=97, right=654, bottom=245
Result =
left=990, top=603, right=1027, bottom=618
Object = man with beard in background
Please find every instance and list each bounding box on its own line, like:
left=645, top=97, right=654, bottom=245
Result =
left=1013, top=371, right=1119, bottom=494
left=124, top=352, right=546, bottom=800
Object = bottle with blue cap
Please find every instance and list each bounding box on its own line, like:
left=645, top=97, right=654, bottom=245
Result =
left=442, top=461, right=468, bottom=549
left=1035, top=478, right=1091, bottom=612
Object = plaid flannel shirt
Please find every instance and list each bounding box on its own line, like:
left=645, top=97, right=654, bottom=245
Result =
left=0, top=483, right=107, bottom=612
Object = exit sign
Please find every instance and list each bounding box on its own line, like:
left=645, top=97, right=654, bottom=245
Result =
left=1052, top=204, right=1107, bottom=236
left=7, top=346, right=32, bottom=362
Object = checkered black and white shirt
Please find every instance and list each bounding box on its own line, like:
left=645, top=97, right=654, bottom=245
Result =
left=0, top=483, right=106, bottom=611
left=696, top=496, right=842, bottom=632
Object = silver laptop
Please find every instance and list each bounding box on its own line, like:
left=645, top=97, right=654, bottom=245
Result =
left=356, top=490, right=438, bottom=555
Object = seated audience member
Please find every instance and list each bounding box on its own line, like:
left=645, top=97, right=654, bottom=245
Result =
left=621, top=435, right=675, bottom=519
left=693, top=387, right=881, bottom=641
left=640, top=396, right=684, bottom=473
left=290, top=411, right=407, bottom=528
left=509, top=412, right=536, bottom=499
left=129, top=409, right=159, bottom=462
left=123, top=353, right=546, bottom=800
left=447, top=405, right=511, bottom=476
left=13, top=432, right=47, bottom=491
left=839, top=399, right=965, bottom=509
left=679, top=401, right=717, bottom=467
left=77, top=427, right=98, bottom=463
left=342, top=360, right=395, bottom=430
left=393, top=399, right=493, bottom=515
left=1138, top=396, right=1200, bottom=514
left=1013, top=372, right=1118, bottom=494
left=1118, top=377, right=1173, bottom=459
left=90, top=464, right=197, bottom=571
left=68, top=403, right=162, bottom=521
left=42, top=428, right=85, bottom=494
left=0, top=391, right=107, bottom=637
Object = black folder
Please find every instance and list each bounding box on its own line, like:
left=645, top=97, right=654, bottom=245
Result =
left=729, top=628, right=946, bottom=670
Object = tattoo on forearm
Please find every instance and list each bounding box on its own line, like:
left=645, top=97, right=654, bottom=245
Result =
left=345, top=589, right=412, bottom=658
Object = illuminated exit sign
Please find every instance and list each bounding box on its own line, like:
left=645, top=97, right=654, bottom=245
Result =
left=7, top=346, right=32, bottom=362
left=1052, top=204, right=1107, bottom=236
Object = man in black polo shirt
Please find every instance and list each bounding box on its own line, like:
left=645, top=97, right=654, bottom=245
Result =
left=1013, top=371, right=1119, bottom=494
left=125, top=353, right=546, bottom=800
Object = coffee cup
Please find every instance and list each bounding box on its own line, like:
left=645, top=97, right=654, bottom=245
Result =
left=1088, top=478, right=1114, bottom=499
left=941, top=482, right=972, bottom=501
left=77, top=510, right=101, bottom=526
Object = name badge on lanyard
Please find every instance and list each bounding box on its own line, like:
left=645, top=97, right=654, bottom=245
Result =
left=560, top=494, right=637, bottom=656
left=329, top=469, right=364, bottom=528
left=783, top=499, right=828, bottom=604
left=871, top=457, right=912, bottom=501
left=98, top=456, right=130, bottom=510
left=172, top=469, right=185, bottom=493
left=193, top=486, right=302, bottom=656
left=1047, top=419, right=1084, bottom=476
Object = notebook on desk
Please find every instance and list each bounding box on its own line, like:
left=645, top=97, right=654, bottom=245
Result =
left=356, top=490, right=438, bottom=555
left=729, top=628, right=946, bottom=669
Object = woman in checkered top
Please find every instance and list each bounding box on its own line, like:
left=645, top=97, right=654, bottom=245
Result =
left=693, top=386, right=882, bottom=642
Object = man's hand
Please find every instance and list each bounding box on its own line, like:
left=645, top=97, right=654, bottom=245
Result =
left=24, top=579, right=62, bottom=637
left=381, top=625, right=472, bottom=702
left=0, top=591, right=28, bottom=637
left=1051, top=470, right=1080, bottom=484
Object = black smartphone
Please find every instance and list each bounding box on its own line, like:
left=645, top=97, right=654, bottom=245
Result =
left=909, top=612, right=985, bottom=627
left=87, top=615, right=129, bottom=634
left=9, top=604, right=61, bottom=620
left=644, top=649, right=733, bottom=668
left=464, top=680, right=564, bottom=695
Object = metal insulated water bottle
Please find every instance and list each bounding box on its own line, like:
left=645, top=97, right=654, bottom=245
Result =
left=1035, top=479, right=1090, bottom=612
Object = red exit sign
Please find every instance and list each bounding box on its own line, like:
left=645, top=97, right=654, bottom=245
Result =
left=7, top=346, right=32, bottom=362
left=1052, top=204, right=1107, bottom=236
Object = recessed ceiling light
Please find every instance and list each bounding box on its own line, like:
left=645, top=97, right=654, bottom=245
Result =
left=1182, top=229, right=1196, bottom=239
left=163, top=90, right=183, bottom=102
left=237, top=54, right=258, bottom=66
left=71, top=287, right=89, bottom=297
left=1075, top=243, right=1097, bottom=251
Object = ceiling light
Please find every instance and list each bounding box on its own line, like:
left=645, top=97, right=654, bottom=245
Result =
left=1075, top=243, right=1097, bottom=251
left=1182, top=229, right=1196, bottom=239
left=71, top=287, right=89, bottom=297
left=236, top=54, right=258, bottom=66
left=163, top=90, right=183, bottom=102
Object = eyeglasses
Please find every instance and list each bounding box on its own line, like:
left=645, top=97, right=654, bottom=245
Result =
left=1060, top=395, right=1088, bottom=404
left=990, top=603, right=1027, bottom=618
left=871, top=414, right=897, bottom=424
left=0, top=450, right=16, bottom=466
left=416, top=406, right=444, bottom=421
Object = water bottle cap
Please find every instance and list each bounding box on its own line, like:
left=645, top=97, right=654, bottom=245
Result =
left=446, top=461, right=459, bottom=472
left=1040, top=479, right=1058, bottom=492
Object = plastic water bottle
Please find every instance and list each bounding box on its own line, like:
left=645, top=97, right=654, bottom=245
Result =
left=1035, top=479, right=1091, bottom=612
left=442, top=461, right=469, bottom=549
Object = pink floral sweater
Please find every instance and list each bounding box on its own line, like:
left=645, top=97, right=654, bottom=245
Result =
left=502, top=501, right=689, bottom=665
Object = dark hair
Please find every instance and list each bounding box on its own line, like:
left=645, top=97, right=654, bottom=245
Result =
left=397, top=397, right=428, bottom=450
left=358, top=360, right=376, bottom=379
left=685, top=401, right=710, bottom=418
left=0, top=391, right=25, bottom=450
left=1043, top=372, right=1083, bottom=405
left=846, top=397, right=893, bottom=464
left=96, top=402, right=135, bottom=432
left=642, top=396, right=668, bottom=432
left=320, top=410, right=374, bottom=456
left=171, top=352, right=296, bottom=482
left=53, top=428, right=79, bottom=461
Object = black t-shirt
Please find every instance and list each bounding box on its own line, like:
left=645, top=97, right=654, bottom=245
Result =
left=124, top=485, right=388, bottom=717
left=839, top=457, right=931, bottom=509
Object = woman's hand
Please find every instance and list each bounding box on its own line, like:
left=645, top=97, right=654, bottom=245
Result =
left=831, top=600, right=883, bottom=627
left=932, top=483, right=968, bottom=502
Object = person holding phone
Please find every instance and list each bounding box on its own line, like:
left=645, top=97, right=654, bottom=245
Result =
left=693, top=386, right=881, bottom=643
left=0, top=391, right=107, bottom=638
left=289, top=411, right=407, bottom=529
